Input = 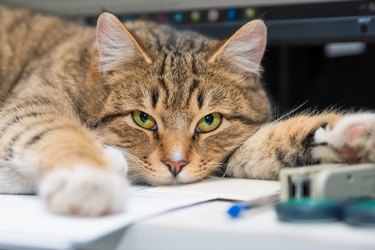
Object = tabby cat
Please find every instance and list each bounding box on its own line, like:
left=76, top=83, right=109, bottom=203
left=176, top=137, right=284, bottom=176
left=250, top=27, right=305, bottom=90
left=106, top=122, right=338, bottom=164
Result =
left=0, top=5, right=374, bottom=216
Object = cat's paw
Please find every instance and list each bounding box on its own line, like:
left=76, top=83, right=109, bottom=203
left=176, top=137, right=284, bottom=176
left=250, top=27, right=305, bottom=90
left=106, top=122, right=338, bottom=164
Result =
left=103, top=145, right=128, bottom=176
left=314, top=113, right=375, bottom=164
left=39, top=166, right=128, bottom=216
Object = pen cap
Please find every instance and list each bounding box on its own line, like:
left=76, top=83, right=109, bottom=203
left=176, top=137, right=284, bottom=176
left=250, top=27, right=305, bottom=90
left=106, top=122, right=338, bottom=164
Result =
left=227, top=202, right=250, bottom=218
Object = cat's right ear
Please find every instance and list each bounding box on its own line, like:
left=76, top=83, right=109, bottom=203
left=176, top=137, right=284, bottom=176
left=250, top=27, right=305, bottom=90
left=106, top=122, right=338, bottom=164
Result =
left=96, top=12, right=152, bottom=73
left=208, top=20, right=267, bottom=76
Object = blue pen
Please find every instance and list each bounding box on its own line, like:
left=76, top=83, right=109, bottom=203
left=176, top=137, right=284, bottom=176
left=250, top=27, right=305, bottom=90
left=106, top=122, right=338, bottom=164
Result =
left=227, top=193, right=279, bottom=218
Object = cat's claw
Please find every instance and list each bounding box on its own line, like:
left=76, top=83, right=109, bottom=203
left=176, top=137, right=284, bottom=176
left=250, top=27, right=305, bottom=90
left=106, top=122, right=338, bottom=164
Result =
left=39, top=166, right=128, bottom=216
left=314, top=113, right=375, bottom=163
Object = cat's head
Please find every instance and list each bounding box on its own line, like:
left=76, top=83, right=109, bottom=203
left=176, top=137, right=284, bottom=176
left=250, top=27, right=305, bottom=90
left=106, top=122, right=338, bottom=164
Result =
left=83, top=13, right=271, bottom=185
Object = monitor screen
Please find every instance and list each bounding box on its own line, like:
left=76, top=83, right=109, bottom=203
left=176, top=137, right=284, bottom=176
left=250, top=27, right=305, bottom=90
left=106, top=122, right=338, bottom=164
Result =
left=0, top=0, right=350, bottom=16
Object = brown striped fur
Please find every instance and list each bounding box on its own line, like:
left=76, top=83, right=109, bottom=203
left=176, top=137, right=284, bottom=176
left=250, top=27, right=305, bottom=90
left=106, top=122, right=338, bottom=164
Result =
left=1, top=5, right=374, bottom=216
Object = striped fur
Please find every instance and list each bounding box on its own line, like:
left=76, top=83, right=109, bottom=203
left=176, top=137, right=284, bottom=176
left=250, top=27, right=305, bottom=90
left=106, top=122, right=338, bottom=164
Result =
left=1, top=5, right=375, bottom=216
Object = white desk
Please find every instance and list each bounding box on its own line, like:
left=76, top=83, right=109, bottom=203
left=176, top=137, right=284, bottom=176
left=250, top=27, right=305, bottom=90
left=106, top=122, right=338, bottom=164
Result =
left=0, top=179, right=373, bottom=250
left=82, top=200, right=375, bottom=250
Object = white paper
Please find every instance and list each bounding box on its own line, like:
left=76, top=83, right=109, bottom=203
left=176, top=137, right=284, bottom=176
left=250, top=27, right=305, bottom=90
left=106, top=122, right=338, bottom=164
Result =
left=0, top=178, right=280, bottom=250
left=149, top=178, right=280, bottom=201
left=0, top=186, right=215, bottom=250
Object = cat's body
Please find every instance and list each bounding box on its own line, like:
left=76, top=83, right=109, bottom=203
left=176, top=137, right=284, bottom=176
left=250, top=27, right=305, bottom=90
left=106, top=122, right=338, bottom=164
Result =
left=1, top=5, right=375, bottom=216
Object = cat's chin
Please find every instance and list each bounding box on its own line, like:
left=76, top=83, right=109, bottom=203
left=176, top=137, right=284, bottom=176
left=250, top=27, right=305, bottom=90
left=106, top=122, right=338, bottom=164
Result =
left=168, top=175, right=200, bottom=186
left=130, top=173, right=202, bottom=186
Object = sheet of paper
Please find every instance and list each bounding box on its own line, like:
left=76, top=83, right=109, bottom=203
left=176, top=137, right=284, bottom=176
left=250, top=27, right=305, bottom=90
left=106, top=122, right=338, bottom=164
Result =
left=0, top=178, right=280, bottom=250
left=149, top=178, right=280, bottom=201
left=0, top=186, right=215, bottom=250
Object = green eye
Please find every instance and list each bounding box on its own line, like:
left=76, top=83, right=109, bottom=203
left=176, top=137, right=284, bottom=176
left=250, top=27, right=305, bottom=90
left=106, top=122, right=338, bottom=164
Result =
left=132, top=111, right=157, bottom=130
left=196, top=113, right=222, bottom=133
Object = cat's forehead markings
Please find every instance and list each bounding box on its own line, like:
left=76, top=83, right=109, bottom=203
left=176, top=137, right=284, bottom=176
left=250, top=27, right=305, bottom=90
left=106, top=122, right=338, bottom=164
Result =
left=151, top=88, right=159, bottom=108
left=197, top=91, right=204, bottom=109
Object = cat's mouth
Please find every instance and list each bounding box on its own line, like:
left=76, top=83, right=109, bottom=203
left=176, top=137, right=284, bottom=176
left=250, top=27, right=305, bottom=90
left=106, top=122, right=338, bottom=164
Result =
left=157, top=159, right=218, bottom=185
left=124, top=148, right=218, bottom=186
left=127, top=161, right=208, bottom=186
left=153, top=167, right=199, bottom=186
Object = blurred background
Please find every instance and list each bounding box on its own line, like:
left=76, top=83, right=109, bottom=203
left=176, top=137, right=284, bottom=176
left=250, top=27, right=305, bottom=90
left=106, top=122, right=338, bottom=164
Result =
left=1, top=0, right=375, bottom=116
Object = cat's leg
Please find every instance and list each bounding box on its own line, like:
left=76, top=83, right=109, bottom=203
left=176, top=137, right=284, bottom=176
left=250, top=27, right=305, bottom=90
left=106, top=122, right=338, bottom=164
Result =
left=0, top=97, right=128, bottom=216
left=226, top=112, right=375, bottom=180
left=0, top=160, right=38, bottom=194
left=0, top=145, right=128, bottom=195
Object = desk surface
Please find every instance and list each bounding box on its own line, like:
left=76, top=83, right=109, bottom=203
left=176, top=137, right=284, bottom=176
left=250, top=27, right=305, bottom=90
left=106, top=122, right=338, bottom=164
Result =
left=0, top=178, right=373, bottom=250
left=114, top=201, right=375, bottom=250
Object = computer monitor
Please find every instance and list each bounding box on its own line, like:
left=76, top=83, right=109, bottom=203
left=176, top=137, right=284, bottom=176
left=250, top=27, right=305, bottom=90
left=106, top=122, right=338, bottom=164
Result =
left=2, top=0, right=374, bottom=43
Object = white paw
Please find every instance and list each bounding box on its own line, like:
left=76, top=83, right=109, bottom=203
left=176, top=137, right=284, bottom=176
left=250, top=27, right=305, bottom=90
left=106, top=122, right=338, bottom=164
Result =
left=39, top=166, right=128, bottom=216
left=103, top=146, right=128, bottom=176
left=314, top=113, right=375, bottom=163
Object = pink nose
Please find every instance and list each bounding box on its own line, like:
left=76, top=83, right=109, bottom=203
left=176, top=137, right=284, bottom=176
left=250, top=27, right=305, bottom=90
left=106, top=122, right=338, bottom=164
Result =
left=163, top=160, right=187, bottom=176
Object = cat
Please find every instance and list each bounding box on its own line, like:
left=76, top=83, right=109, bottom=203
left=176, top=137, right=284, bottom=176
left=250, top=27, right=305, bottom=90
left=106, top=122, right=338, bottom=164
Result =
left=0, top=5, right=374, bottom=216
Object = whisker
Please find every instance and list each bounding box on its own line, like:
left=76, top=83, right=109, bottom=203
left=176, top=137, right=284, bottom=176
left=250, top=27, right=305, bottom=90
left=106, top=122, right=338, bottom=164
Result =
left=221, top=163, right=232, bottom=178
left=272, top=101, right=308, bottom=123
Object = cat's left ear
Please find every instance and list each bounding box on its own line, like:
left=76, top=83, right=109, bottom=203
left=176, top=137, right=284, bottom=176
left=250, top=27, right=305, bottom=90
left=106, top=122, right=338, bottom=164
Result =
left=208, top=20, right=267, bottom=75
left=96, top=12, right=152, bottom=73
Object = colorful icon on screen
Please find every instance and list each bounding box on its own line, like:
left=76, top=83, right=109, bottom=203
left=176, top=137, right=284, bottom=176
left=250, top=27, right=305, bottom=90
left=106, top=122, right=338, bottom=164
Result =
left=155, top=13, right=169, bottom=22
left=227, top=9, right=237, bottom=21
left=191, top=11, right=201, bottom=22
left=174, top=12, right=184, bottom=23
left=207, top=9, right=219, bottom=22
left=244, top=8, right=256, bottom=19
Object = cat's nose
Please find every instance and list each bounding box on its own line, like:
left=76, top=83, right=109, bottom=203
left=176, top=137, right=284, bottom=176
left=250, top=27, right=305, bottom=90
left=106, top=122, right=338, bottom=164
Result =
left=163, top=160, right=187, bottom=177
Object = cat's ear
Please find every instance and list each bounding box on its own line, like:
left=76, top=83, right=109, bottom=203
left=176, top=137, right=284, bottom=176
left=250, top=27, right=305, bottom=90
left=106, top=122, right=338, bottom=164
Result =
left=208, top=20, right=267, bottom=75
left=96, top=12, right=152, bottom=73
